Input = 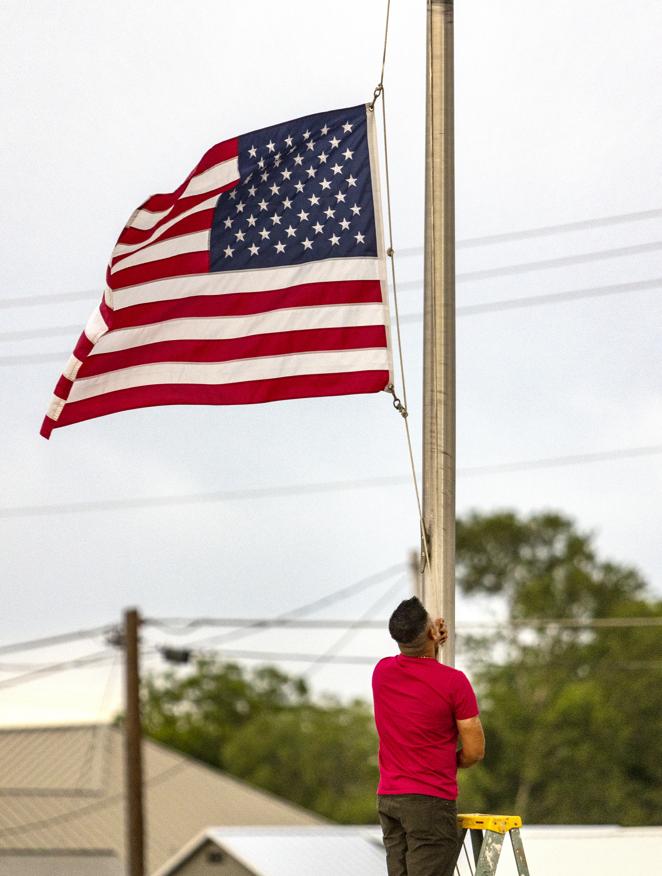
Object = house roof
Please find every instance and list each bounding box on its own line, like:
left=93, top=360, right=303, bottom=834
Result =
left=0, top=725, right=322, bottom=874
left=489, top=826, right=662, bottom=876
left=0, top=849, right=122, bottom=876
left=153, top=827, right=386, bottom=876
left=155, top=824, right=662, bottom=876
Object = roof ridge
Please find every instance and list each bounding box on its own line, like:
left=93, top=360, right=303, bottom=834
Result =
left=0, top=723, right=110, bottom=735
left=0, top=848, right=118, bottom=857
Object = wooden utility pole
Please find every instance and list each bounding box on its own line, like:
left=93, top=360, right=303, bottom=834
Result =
left=422, top=0, right=456, bottom=665
left=124, top=608, right=145, bottom=876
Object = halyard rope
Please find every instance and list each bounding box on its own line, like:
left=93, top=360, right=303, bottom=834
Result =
left=370, top=0, right=431, bottom=573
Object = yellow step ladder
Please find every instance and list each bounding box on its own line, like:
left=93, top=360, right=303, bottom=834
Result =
left=450, top=814, right=530, bottom=875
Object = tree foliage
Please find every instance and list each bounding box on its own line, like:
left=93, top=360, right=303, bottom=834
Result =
left=223, top=699, right=379, bottom=822
left=142, top=510, right=662, bottom=825
left=142, top=659, right=378, bottom=823
left=456, top=511, right=662, bottom=825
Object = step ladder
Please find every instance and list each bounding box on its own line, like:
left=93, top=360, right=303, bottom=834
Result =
left=450, top=814, right=530, bottom=876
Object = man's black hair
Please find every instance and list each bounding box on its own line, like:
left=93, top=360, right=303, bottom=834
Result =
left=388, top=596, right=429, bottom=644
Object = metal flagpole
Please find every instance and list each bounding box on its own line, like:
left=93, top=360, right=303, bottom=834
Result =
left=124, top=607, right=146, bottom=876
left=422, top=0, right=456, bottom=665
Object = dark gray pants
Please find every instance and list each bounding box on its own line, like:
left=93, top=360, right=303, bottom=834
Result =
left=378, top=794, right=459, bottom=876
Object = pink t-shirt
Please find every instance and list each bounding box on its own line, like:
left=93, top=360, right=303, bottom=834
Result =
left=372, top=655, right=479, bottom=800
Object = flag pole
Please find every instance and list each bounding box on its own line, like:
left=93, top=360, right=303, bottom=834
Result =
left=422, top=0, right=456, bottom=665
left=124, top=607, right=146, bottom=876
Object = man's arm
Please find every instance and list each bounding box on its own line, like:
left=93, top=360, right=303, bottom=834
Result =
left=456, top=716, right=485, bottom=768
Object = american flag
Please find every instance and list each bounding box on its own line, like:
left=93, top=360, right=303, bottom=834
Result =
left=40, top=104, right=393, bottom=439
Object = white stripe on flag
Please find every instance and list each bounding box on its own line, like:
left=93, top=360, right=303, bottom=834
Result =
left=181, top=157, right=239, bottom=197
left=110, top=257, right=382, bottom=308
left=84, top=305, right=109, bottom=344
left=110, top=230, right=210, bottom=274
left=91, top=303, right=388, bottom=354
left=112, top=193, right=222, bottom=259
left=63, top=354, right=84, bottom=382
left=69, top=348, right=390, bottom=403
left=128, top=207, right=171, bottom=231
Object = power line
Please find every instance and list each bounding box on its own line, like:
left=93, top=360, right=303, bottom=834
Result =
left=398, top=276, right=662, bottom=322
left=2, top=443, right=661, bottom=520
left=303, top=576, right=407, bottom=678
left=0, top=351, right=69, bottom=366
left=200, top=648, right=379, bottom=665
left=0, top=289, right=99, bottom=311
left=458, top=443, right=662, bottom=477
left=457, top=240, right=662, bottom=284
left=457, top=207, right=662, bottom=249
left=188, top=563, right=407, bottom=651
left=396, top=206, right=662, bottom=255
left=175, top=646, right=662, bottom=670
left=0, top=323, right=81, bottom=343
left=0, top=567, right=407, bottom=688
left=4, top=276, right=661, bottom=355
left=147, top=615, right=662, bottom=632
left=0, top=660, right=65, bottom=672
left=0, top=650, right=114, bottom=691
left=0, top=476, right=410, bottom=519
left=0, top=625, right=113, bottom=657
left=76, top=650, right=119, bottom=791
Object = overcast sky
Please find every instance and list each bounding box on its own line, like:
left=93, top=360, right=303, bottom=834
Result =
left=1, top=0, right=661, bottom=725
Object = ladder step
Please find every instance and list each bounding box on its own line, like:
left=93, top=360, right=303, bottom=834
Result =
left=453, top=813, right=530, bottom=876
left=458, top=813, right=523, bottom=834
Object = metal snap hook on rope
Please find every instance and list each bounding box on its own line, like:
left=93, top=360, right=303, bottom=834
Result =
left=369, top=83, right=384, bottom=112
left=386, top=385, right=408, bottom=419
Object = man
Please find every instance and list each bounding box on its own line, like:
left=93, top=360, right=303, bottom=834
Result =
left=372, top=596, right=485, bottom=876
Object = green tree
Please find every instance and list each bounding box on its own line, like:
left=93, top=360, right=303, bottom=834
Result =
left=142, top=658, right=308, bottom=769
left=223, top=698, right=379, bottom=823
left=142, top=658, right=379, bottom=823
left=456, top=511, right=662, bottom=825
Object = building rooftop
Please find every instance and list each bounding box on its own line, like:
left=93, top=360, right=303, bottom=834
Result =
left=0, top=848, right=122, bottom=876
left=0, top=724, right=322, bottom=873
left=155, top=823, right=662, bottom=876
left=154, top=826, right=386, bottom=876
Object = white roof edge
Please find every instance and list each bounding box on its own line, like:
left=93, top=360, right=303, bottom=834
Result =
left=151, top=827, right=216, bottom=876
left=208, top=825, right=382, bottom=838
left=521, top=825, right=662, bottom=835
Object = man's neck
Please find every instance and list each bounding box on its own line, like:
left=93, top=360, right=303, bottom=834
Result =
left=399, top=645, right=435, bottom=659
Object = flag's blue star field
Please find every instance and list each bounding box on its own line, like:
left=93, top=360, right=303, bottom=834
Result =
left=210, top=105, right=377, bottom=272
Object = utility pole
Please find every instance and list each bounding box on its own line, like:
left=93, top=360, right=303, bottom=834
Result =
left=124, top=608, right=145, bottom=876
left=422, top=0, right=456, bottom=665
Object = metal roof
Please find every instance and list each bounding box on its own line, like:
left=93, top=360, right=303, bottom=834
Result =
left=0, top=849, right=122, bottom=876
left=156, top=823, right=662, bottom=876
left=0, top=725, right=322, bottom=873
left=154, top=827, right=386, bottom=876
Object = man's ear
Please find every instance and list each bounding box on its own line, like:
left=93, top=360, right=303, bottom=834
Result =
left=426, top=620, right=436, bottom=641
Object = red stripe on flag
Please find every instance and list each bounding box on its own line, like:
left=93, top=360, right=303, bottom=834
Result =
left=111, top=209, right=216, bottom=269
left=40, top=416, right=56, bottom=439
left=116, top=185, right=234, bottom=248
left=110, top=251, right=210, bottom=291
left=109, top=281, right=384, bottom=329
left=54, top=374, right=74, bottom=399
left=48, top=371, right=391, bottom=431
left=77, top=326, right=387, bottom=378
left=73, top=332, right=94, bottom=361
left=139, top=138, right=238, bottom=214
